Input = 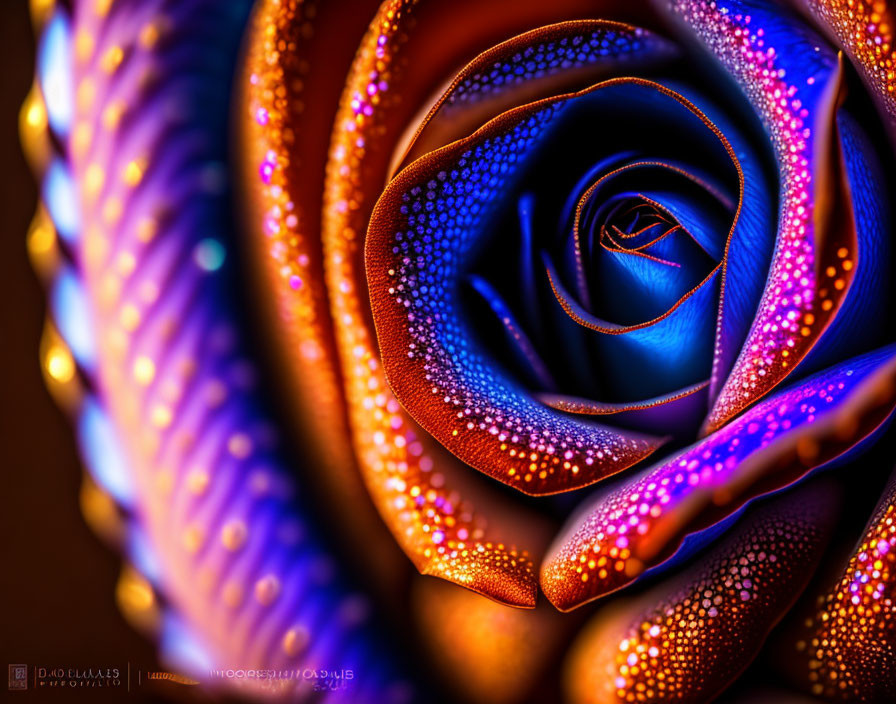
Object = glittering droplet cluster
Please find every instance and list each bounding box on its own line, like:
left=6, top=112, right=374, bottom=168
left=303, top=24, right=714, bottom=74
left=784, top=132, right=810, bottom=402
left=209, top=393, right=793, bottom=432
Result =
left=790, top=473, right=896, bottom=700
left=447, top=25, right=660, bottom=106
left=566, top=485, right=834, bottom=704
left=803, top=0, right=896, bottom=123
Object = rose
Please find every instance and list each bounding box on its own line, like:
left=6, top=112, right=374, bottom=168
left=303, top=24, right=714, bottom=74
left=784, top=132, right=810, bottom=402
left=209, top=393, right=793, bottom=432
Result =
left=28, top=0, right=896, bottom=702
left=359, top=3, right=889, bottom=495
left=239, top=0, right=896, bottom=699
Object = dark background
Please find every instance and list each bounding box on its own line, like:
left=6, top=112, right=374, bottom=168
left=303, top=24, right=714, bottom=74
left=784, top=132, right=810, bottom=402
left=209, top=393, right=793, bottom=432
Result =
left=0, top=2, right=204, bottom=701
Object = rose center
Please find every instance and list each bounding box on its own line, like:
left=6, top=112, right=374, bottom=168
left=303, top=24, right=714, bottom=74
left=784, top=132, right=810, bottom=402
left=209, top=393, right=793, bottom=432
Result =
left=458, top=82, right=745, bottom=410
left=553, top=163, right=727, bottom=328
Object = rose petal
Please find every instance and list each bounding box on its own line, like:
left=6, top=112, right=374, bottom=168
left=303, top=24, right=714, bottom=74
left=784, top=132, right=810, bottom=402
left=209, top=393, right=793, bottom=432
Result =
left=544, top=247, right=719, bottom=332
left=659, top=0, right=857, bottom=434
left=642, top=80, right=778, bottom=408
left=322, top=1, right=655, bottom=605
left=796, top=110, right=892, bottom=375
left=546, top=258, right=722, bottom=398
left=241, top=0, right=405, bottom=590
left=394, top=20, right=677, bottom=173
left=780, top=467, right=896, bottom=701
left=369, top=81, right=695, bottom=497
left=563, top=481, right=837, bottom=704
left=794, top=0, right=896, bottom=135
left=541, top=344, right=896, bottom=611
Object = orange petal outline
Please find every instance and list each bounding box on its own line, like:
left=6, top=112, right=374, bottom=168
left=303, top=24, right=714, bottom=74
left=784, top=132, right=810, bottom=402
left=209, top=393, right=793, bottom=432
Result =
left=539, top=381, right=709, bottom=415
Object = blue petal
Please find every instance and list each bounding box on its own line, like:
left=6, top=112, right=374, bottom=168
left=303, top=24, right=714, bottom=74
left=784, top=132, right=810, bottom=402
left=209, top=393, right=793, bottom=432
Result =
left=637, top=187, right=730, bottom=260
left=593, top=270, right=721, bottom=399
left=594, top=232, right=711, bottom=324
left=545, top=258, right=721, bottom=399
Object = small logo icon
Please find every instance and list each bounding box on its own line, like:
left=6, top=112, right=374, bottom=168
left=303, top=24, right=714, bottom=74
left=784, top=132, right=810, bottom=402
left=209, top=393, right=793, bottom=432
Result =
left=8, top=664, right=27, bottom=691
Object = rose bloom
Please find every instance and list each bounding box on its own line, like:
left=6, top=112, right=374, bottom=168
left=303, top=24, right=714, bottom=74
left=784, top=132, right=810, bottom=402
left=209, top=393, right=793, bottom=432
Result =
left=25, top=0, right=896, bottom=702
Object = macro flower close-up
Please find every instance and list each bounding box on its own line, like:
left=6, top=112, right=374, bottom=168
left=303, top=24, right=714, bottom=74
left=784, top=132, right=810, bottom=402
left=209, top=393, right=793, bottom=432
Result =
left=12, top=0, right=896, bottom=701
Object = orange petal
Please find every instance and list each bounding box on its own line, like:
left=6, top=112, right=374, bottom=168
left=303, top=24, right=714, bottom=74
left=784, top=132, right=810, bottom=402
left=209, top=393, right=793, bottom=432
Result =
left=794, top=0, right=896, bottom=136
left=563, top=481, right=838, bottom=704
left=782, top=468, right=896, bottom=701
left=321, top=0, right=633, bottom=605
